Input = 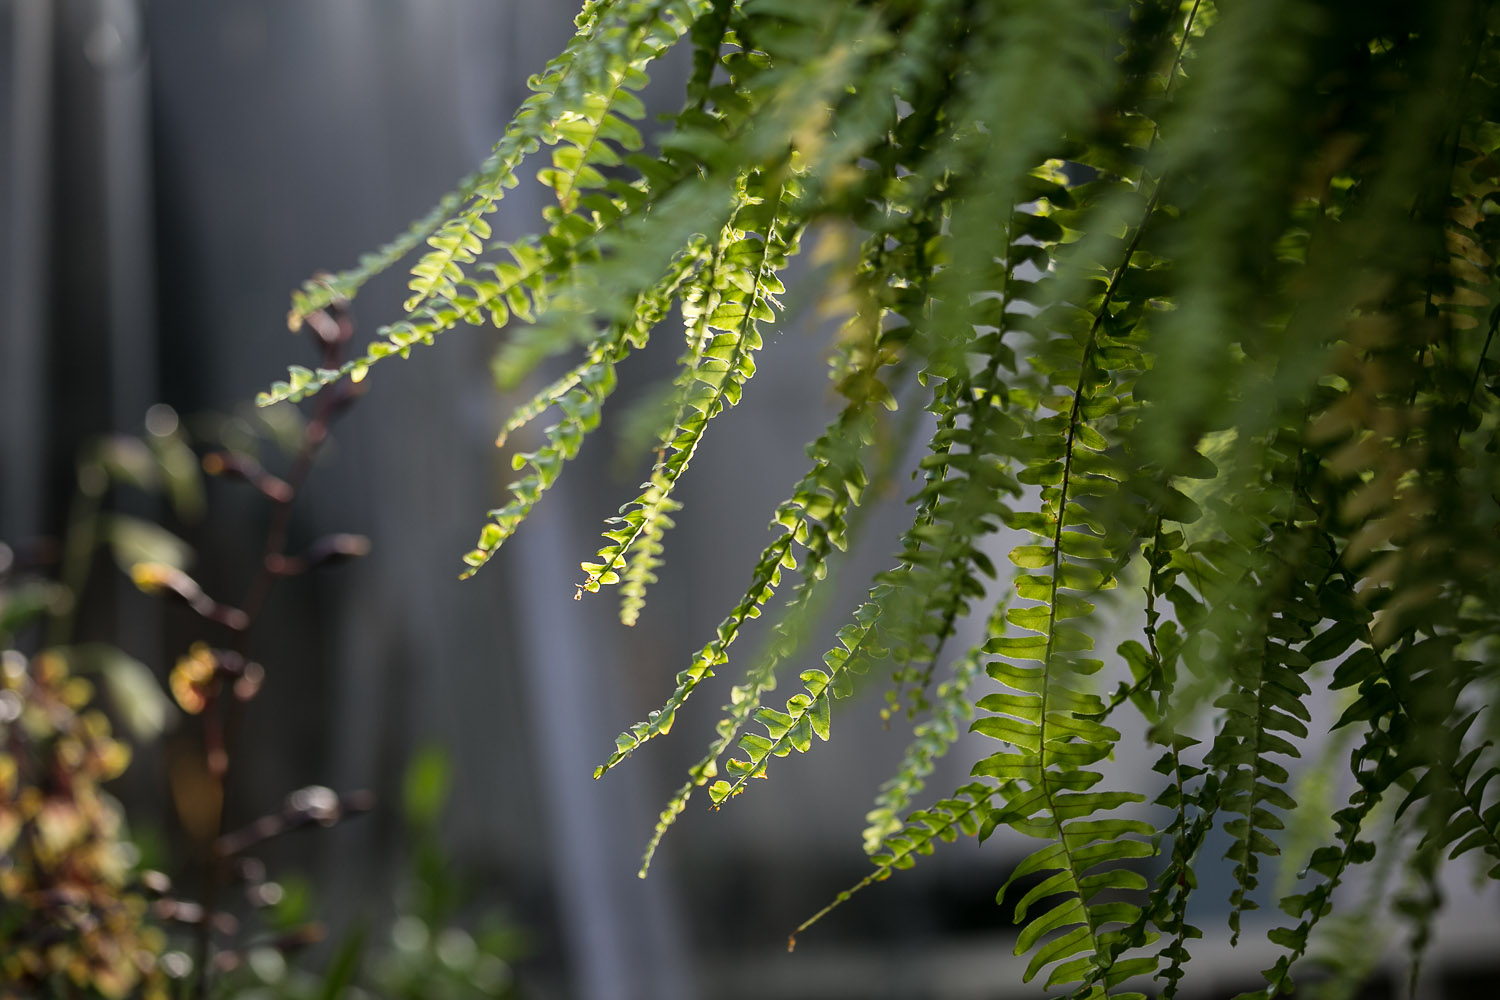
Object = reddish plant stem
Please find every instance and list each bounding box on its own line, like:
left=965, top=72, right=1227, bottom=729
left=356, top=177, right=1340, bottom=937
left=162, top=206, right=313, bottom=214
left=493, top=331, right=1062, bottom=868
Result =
left=191, top=314, right=358, bottom=999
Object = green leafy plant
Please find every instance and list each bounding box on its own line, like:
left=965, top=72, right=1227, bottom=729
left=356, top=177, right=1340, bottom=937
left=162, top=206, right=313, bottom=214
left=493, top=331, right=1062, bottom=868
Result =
left=2, top=313, right=383, bottom=999
left=1, top=414, right=202, bottom=1000
left=0, top=647, right=170, bottom=1000
left=262, top=1, right=1500, bottom=997
left=221, top=746, right=524, bottom=1000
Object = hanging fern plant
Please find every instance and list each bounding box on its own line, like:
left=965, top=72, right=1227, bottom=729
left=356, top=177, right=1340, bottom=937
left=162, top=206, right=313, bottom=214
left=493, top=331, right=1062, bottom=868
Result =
left=261, top=0, right=1500, bottom=995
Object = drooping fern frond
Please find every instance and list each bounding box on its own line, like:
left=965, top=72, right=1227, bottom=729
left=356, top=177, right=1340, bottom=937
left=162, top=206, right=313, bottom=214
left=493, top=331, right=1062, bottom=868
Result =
left=863, top=591, right=1009, bottom=855
left=578, top=174, right=800, bottom=618
left=789, top=780, right=998, bottom=952
left=283, top=0, right=624, bottom=327
left=1200, top=508, right=1326, bottom=944
left=967, top=297, right=1156, bottom=996
left=609, top=235, right=911, bottom=785
left=632, top=287, right=908, bottom=871
left=263, top=0, right=1500, bottom=994
left=268, top=0, right=710, bottom=402
left=459, top=248, right=704, bottom=576
left=594, top=280, right=902, bottom=783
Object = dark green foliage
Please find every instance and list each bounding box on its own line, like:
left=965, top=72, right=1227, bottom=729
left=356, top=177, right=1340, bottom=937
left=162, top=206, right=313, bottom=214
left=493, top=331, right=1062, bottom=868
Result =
left=266, top=1, right=1500, bottom=995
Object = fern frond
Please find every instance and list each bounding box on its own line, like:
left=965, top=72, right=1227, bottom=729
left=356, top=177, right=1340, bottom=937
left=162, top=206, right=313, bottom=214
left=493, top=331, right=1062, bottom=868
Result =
left=456, top=250, right=702, bottom=575
left=1250, top=736, right=1387, bottom=1000
left=706, top=598, right=883, bottom=807
left=1088, top=517, right=1218, bottom=1000
left=635, top=395, right=897, bottom=869
left=579, top=175, right=800, bottom=611
left=874, top=176, right=1077, bottom=720
left=286, top=172, right=488, bottom=329
left=487, top=0, right=906, bottom=386
left=406, top=0, right=700, bottom=314
left=1301, top=804, right=1403, bottom=1000
left=975, top=463, right=1147, bottom=989
left=595, top=394, right=876, bottom=780
left=596, top=167, right=921, bottom=781
left=631, top=287, right=913, bottom=864
left=967, top=102, right=1176, bottom=993
left=790, top=781, right=998, bottom=951
left=260, top=238, right=556, bottom=406
left=284, top=0, right=698, bottom=331
left=862, top=595, right=1008, bottom=855
left=637, top=567, right=858, bottom=875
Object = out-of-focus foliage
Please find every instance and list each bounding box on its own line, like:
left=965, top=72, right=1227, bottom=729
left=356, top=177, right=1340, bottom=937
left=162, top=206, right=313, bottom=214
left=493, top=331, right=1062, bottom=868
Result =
left=0, top=650, right=168, bottom=1000
left=223, top=747, right=523, bottom=1000
left=0, top=412, right=200, bottom=1000
left=266, top=1, right=1500, bottom=996
left=2, top=392, right=383, bottom=999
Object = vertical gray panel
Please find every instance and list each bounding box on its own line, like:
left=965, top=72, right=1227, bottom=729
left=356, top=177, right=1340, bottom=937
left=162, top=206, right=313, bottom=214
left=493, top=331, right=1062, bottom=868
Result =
left=1, top=0, right=53, bottom=539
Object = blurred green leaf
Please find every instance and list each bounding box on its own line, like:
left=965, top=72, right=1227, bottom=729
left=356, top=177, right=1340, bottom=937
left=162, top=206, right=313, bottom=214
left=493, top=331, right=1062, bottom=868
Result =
left=102, top=514, right=194, bottom=575
left=95, top=435, right=160, bottom=493
left=62, top=643, right=174, bottom=740
left=269, top=876, right=316, bottom=932
left=255, top=401, right=309, bottom=456
left=146, top=428, right=205, bottom=520
left=0, top=580, right=71, bottom=637
left=317, top=925, right=366, bottom=1000
left=403, top=746, right=453, bottom=830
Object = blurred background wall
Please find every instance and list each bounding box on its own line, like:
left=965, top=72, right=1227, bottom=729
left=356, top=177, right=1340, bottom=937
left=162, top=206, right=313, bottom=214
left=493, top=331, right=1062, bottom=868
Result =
left=2, top=2, right=1498, bottom=999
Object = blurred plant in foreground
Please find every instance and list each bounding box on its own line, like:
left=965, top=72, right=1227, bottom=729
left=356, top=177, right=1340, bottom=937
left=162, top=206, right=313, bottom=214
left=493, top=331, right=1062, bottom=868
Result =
left=221, top=747, right=525, bottom=1000
left=0, top=404, right=198, bottom=998
left=0, top=648, right=167, bottom=999
left=1, top=303, right=426, bottom=998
